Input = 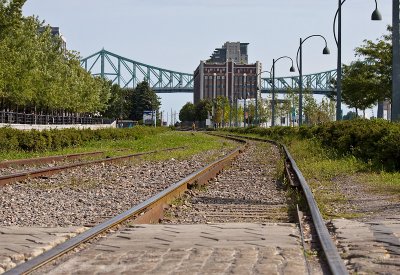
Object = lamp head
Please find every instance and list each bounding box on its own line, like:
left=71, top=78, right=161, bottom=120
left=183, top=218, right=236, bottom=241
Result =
left=323, top=46, right=330, bottom=55
left=289, top=66, right=295, bottom=72
left=371, top=8, right=382, bottom=21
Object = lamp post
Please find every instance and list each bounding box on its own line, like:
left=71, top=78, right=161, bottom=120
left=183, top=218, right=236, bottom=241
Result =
left=333, top=0, right=382, bottom=121
left=296, top=35, right=330, bottom=126
left=271, top=57, right=295, bottom=127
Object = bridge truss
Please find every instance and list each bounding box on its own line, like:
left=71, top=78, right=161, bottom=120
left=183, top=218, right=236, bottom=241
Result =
left=261, top=69, right=336, bottom=95
left=81, top=49, right=336, bottom=95
left=80, top=49, right=194, bottom=93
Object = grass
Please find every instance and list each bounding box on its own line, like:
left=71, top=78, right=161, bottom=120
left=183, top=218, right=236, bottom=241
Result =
left=216, top=131, right=400, bottom=219
left=278, top=138, right=400, bottom=218
left=359, top=171, right=400, bottom=195
left=0, top=131, right=237, bottom=162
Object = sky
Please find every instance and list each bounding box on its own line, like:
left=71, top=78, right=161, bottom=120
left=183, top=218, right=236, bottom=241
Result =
left=23, top=0, right=393, bottom=121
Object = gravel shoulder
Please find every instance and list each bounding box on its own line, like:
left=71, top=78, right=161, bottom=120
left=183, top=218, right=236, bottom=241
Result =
left=319, top=174, right=400, bottom=221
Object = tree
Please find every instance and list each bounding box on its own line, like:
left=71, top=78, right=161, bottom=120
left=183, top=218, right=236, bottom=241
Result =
left=128, top=81, right=161, bottom=121
left=342, top=61, right=380, bottom=117
left=179, top=102, right=195, bottom=122
left=326, top=27, right=391, bottom=107
left=194, top=99, right=212, bottom=121
left=343, top=111, right=358, bottom=120
left=213, top=96, right=229, bottom=125
left=303, top=91, right=318, bottom=125
left=354, top=26, right=391, bottom=102
left=102, top=83, right=130, bottom=119
left=0, top=0, right=111, bottom=115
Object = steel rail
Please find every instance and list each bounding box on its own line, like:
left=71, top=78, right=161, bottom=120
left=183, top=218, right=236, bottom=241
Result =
left=210, top=133, right=348, bottom=275
left=282, top=144, right=348, bottom=275
left=0, top=147, right=186, bottom=186
left=4, top=138, right=246, bottom=275
left=0, top=151, right=105, bottom=169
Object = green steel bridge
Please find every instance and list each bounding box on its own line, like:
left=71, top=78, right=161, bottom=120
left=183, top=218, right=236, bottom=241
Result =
left=81, top=49, right=336, bottom=95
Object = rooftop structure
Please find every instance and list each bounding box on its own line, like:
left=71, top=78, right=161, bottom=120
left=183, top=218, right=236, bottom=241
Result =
left=208, top=42, right=249, bottom=64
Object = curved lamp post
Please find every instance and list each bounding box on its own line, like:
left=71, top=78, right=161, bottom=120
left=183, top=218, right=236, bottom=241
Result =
left=296, top=35, right=330, bottom=126
left=333, top=0, right=382, bottom=121
left=271, top=57, right=295, bottom=126
left=255, top=70, right=272, bottom=126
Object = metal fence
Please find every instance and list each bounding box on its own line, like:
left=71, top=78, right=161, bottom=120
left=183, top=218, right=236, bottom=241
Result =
left=0, top=111, right=113, bottom=125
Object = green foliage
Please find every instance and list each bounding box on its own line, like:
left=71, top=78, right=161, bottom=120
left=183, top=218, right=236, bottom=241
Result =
left=0, top=0, right=110, bottom=114
left=128, top=81, right=161, bottom=121
left=102, top=84, right=131, bottom=119
left=179, top=102, right=196, bottom=122
left=212, top=96, right=229, bottom=124
left=194, top=99, right=212, bottom=121
left=221, top=120, right=400, bottom=171
left=342, top=111, right=358, bottom=120
left=0, top=126, right=167, bottom=153
left=342, top=61, right=381, bottom=115
left=354, top=26, right=392, bottom=101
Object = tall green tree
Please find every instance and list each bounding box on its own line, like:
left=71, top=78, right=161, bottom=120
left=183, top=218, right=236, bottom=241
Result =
left=194, top=99, right=212, bottom=121
left=179, top=102, right=195, bottom=122
left=342, top=61, right=380, bottom=117
left=128, top=81, right=161, bottom=121
left=0, top=0, right=111, bottom=114
left=354, top=26, right=391, bottom=101
left=327, top=27, right=391, bottom=106
left=102, top=84, right=130, bottom=119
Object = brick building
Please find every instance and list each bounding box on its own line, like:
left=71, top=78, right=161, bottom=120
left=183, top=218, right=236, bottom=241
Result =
left=193, top=44, right=262, bottom=104
left=193, top=61, right=262, bottom=104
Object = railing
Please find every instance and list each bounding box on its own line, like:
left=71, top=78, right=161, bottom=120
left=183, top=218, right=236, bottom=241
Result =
left=0, top=111, right=113, bottom=125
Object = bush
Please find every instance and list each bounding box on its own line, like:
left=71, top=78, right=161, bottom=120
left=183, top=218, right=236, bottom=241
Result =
left=221, top=119, right=400, bottom=171
left=0, top=126, right=168, bottom=153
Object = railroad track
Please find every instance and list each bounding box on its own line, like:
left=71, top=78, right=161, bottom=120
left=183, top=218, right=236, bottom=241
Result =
left=0, top=146, right=185, bottom=186
left=0, top=151, right=106, bottom=169
left=3, top=134, right=347, bottom=275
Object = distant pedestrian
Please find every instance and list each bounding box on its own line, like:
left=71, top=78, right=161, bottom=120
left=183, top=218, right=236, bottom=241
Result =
left=192, top=122, right=196, bottom=131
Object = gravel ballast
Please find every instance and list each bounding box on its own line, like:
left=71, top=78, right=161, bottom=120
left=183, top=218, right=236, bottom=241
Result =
left=0, top=147, right=235, bottom=227
left=162, top=141, right=291, bottom=224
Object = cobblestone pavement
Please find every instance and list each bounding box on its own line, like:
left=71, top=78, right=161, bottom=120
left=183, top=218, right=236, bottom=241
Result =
left=0, top=226, right=86, bottom=273
left=45, top=223, right=307, bottom=275
left=332, top=216, right=400, bottom=275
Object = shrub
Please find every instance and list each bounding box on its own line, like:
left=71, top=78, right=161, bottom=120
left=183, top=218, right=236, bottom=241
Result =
left=0, top=126, right=168, bottom=153
left=221, top=119, right=400, bottom=171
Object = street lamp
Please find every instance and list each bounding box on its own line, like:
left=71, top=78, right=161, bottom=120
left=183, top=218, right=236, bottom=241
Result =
left=256, top=71, right=272, bottom=127
left=271, top=57, right=295, bottom=127
left=333, top=0, right=382, bottom=121
left=296, top=35, right=330, bottom=126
